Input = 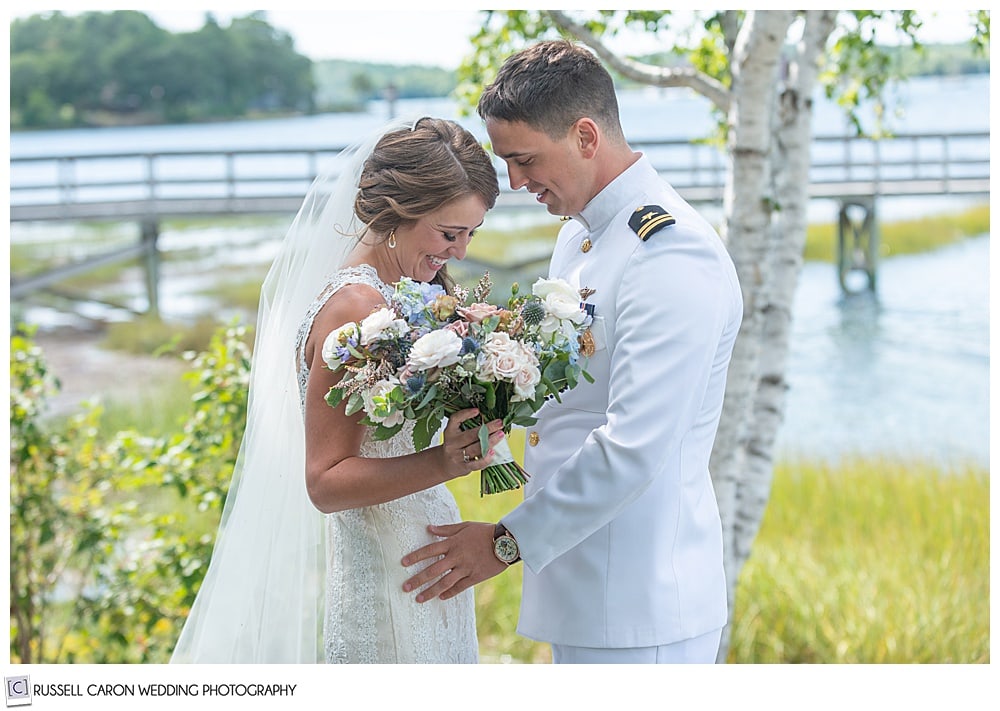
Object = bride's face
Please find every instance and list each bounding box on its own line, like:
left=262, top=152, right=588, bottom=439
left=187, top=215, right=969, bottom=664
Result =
left=393, top=194, right=487, bottom=283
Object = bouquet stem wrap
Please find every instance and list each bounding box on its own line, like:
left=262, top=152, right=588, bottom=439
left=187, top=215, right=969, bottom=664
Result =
left=462, top=417, right=529, bottom=496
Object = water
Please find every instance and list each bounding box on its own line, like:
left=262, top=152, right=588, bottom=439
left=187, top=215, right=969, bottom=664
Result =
left=9, top=74, right=990, bottom=468
left=777, top=235, right=989, bottom=466
left=11, top=73, right=988, bottom=154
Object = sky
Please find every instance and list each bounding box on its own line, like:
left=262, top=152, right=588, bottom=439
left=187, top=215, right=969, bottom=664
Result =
left=10, top=4, right=987, bottom=69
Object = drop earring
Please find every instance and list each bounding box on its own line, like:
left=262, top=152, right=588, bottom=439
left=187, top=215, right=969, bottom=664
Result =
left=387, top=230, right=397, bottom=249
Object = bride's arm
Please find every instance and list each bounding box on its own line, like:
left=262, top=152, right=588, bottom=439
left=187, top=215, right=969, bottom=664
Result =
left=302, top=285, right=504, bottom=514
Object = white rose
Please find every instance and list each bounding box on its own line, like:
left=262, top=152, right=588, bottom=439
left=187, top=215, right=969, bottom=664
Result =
left=363, top=379, right=405, bottom=427
left=360, top=307, right=408, bottom=346
left=512, top=363, right=541, bottom=401
left=408, top=329, right=463, bottom=371
left=533, top=278, right=585, bottom=335
left=532, top=277, right=578, bottom=306
left=321, top=321, right=360, bottom=369
left=544, top=292, right=586, bottom=322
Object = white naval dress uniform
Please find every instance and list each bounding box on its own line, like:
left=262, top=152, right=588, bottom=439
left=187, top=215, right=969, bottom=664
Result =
left=503, top=154, right=743, bottom=661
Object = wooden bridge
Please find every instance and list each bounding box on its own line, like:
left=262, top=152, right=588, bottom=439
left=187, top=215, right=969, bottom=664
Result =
left=10, top=130, right=990, bottom=304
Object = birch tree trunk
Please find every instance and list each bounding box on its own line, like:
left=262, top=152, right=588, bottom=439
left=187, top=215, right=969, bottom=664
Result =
left=734, top=7, right=840, bottom=583
left=707, top=9, right=793, bottom=660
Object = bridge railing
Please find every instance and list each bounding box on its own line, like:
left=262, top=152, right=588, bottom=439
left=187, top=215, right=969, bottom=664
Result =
left=9, top=130, right=989, bottom=222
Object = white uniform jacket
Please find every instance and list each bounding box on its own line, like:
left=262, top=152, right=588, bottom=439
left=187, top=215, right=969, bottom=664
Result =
left=504, top=155, right=743, bottom=648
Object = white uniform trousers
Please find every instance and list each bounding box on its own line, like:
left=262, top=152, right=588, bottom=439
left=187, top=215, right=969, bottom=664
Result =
left=551, top=627, right=723, bottom=664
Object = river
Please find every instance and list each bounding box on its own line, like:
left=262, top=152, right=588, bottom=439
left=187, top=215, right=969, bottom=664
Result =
left=9, top=74, right=990, bottom=468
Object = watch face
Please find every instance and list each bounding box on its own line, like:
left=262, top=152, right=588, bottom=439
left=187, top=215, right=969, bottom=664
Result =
left=494, top=535, right=519, bottom=564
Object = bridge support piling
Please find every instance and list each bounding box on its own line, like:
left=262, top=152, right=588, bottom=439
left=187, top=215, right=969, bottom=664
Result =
left=140, top=219, right=161, bottom=317
left=836, top=197, right=879, bottom=295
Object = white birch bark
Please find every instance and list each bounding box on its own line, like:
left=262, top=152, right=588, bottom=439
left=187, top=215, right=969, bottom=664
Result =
left=706, top=10, right=793, bottom=659
left=716, top=10, right=838, bottom=661
left=738, top=9, right=840, bottom=567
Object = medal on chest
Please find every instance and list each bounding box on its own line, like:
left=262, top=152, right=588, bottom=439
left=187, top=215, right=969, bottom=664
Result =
left=578, top=286, right=597, bottom=357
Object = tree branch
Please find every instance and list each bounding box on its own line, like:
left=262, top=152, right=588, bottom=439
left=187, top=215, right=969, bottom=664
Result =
left=545, top=9, right=732, bottom=113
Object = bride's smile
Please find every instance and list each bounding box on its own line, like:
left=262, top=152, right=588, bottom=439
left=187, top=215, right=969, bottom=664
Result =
left=384, top=193, right=487, bottom=284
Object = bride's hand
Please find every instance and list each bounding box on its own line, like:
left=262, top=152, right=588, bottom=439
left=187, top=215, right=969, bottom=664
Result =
left=441, top=408, right=505, bottom=477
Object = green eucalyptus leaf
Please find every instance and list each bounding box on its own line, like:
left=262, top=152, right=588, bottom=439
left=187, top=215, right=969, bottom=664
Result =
left=344, top=393, right=364, bottom=417
left=478, top=423, right=490, bottom=457
left=417, top=383, right=439, bottom=409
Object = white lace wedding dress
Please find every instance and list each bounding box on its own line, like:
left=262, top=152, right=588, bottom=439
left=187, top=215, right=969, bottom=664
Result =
left=295, top=264, right=479, bottom=664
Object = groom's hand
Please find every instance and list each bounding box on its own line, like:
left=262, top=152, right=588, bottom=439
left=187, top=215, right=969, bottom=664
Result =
left=401, top=521, right=506, bottom=602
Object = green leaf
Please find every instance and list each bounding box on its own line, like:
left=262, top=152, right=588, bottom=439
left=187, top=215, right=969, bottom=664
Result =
left=413, top=415, right=442, bottom=452
left=325, top=387, right=345, bottom=408
left=344, top=393, right=364, bottom=417
left=478, top=424, right=490, bottom=457
left=417, top=383, right=439, bottom=410
left=543, top=359, right=567, bottom=382
left=372, top=423, right=404, bottom=441
left=540, top=376, right=562, bottom=402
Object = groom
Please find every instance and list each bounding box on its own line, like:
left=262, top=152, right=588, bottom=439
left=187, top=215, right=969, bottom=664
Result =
left=402, top=39, right=743, bottom=664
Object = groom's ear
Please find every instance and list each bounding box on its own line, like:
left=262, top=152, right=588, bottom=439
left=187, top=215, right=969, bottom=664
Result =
left=572, top=118, right=600, bottom=159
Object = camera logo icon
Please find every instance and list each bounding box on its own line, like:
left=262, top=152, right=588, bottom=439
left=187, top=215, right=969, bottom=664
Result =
left=5, top=677, right=31, bottom=707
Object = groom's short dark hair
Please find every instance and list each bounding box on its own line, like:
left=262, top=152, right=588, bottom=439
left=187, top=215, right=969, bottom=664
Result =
left=477, top=39, right=625, bottom=143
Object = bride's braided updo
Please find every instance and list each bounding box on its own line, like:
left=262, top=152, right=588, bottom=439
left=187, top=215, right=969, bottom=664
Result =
left=353, top=117, right=500, bottom=293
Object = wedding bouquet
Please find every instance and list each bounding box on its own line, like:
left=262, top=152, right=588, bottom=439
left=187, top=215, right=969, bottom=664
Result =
left=322, top=272, right=594, bottom=495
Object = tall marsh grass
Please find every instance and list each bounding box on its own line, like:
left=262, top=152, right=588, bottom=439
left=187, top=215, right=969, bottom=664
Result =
left=802, top=203, right=989, bottom=262
left=452, top=447, right=990, bottom=663
left=728, top=457, right=989, bottom=663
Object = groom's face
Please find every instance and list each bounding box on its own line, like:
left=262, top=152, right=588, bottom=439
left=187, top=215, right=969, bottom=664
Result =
left=485, top=118, right=590, bottom=217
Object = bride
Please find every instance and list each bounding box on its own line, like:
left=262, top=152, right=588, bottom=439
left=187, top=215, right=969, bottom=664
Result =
left=170, top=116, right=504, bottom=663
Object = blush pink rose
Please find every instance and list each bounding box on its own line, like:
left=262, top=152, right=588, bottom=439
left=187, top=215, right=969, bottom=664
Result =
left=457, top=302, right=502, bottom=323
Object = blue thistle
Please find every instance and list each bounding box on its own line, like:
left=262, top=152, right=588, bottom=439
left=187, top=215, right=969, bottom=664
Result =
left=460, top=336, right=480, bottom=355
left=406, top=373, right=426, bottom=395
left=521, top=298, right=546, bottom=326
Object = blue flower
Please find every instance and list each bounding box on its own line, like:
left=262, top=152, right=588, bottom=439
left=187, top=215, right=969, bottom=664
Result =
left=393, top=278, right=447, bottom=328
left=417, top=281, right=446, bottom=304
left=406, top=373, right=427, bottom=395
left=459, top=336, right=480, bottom=355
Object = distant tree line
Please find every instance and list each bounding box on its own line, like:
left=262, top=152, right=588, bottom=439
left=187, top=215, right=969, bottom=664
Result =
left=10, top=10, right=316, bottom=128
left=313, top=60, right=457, bottom=112
left=10, top=10, right=985, bottom=131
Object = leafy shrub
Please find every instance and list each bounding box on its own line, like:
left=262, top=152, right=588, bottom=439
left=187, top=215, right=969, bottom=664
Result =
left=9, top=322, right=252, bottom=662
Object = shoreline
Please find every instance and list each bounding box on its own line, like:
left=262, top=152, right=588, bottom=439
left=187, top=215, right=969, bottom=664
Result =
left=34, top=327, right=188, bottom=419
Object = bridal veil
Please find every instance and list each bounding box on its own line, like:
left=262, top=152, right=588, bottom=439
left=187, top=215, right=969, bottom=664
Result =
left=170, top=117, right=416, bottom=663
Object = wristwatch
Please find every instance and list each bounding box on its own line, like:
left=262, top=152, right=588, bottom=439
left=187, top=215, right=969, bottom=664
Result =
left=492, top=523, right=521, bottom=565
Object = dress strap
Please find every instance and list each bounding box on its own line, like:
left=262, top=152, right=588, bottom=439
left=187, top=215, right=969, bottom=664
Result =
left=295, top=265, right=392, bottom=407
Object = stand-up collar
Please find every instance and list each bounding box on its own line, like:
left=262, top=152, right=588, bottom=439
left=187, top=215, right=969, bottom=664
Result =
left=572, top=154, right=656, bottom=235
